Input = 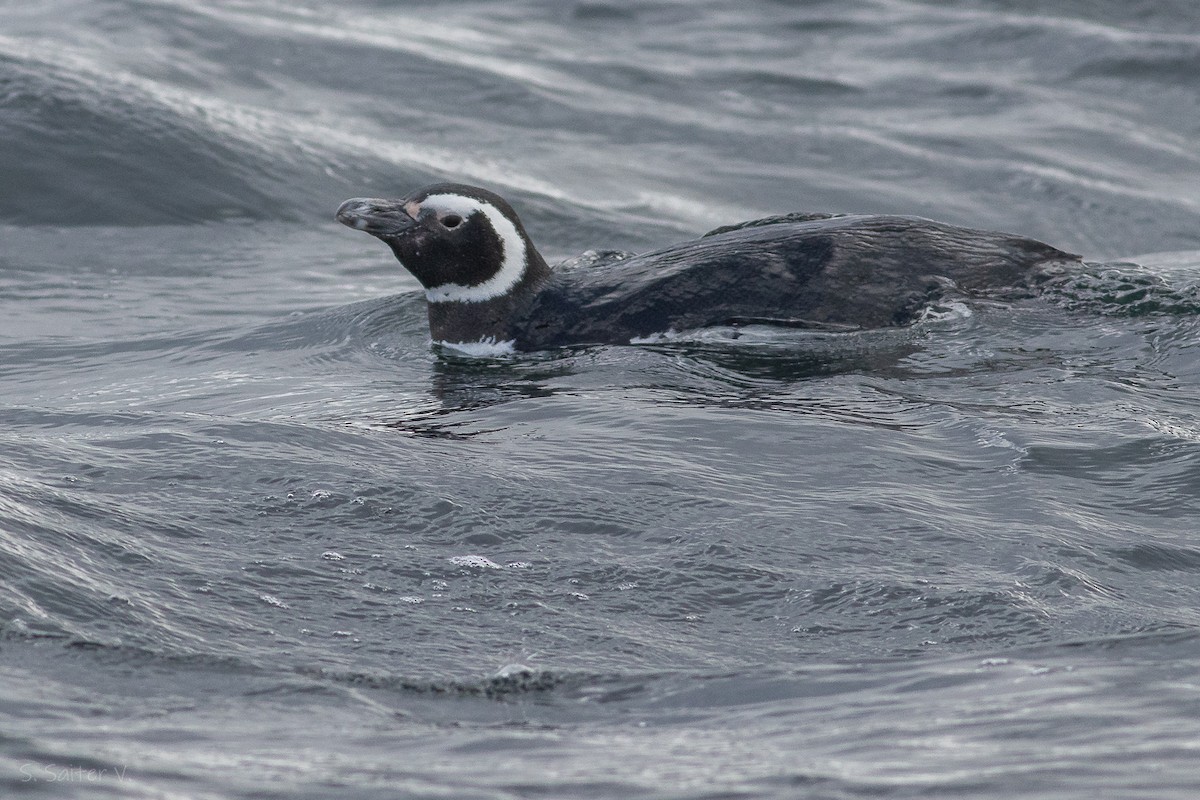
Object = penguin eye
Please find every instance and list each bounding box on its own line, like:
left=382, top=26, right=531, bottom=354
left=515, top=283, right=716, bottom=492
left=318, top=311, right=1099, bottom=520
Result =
left=441, top=214, right=463, bottom=229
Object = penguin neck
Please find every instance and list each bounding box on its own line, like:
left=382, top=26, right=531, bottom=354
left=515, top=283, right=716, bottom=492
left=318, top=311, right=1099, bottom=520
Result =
left=425, top=247, right=551, bottom=346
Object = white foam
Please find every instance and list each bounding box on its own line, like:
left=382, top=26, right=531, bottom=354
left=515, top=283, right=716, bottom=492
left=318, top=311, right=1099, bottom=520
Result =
left=449, top=555, right=503, bottom=570
left=434, top=336, right=517, bottom=357
left=630, top=324, right=866, bottom=347
left=918, top=300, right=973, bottom=323
left=628, top=329, right=679, bottom=344
left=420, top=194, right=527, bottom=303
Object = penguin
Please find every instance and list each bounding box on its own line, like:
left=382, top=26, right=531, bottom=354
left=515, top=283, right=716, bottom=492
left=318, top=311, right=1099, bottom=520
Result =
left=336, top=183, right=1080, bottom=352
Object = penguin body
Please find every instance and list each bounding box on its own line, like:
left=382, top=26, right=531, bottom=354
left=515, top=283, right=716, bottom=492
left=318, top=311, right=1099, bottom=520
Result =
left=336, top=184, right=1079, bottom=351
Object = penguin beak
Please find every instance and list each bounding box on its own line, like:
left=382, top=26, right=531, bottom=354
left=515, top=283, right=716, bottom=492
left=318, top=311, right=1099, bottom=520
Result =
left=335, top=198, right=416, bottom=238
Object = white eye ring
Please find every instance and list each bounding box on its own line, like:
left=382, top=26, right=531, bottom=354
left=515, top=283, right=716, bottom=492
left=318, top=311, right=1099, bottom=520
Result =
left=442, top=213, right=463, bottom=229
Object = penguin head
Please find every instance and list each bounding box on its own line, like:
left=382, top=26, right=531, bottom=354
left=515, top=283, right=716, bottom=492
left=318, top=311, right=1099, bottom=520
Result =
left=336, top=183, right=550, bottom=304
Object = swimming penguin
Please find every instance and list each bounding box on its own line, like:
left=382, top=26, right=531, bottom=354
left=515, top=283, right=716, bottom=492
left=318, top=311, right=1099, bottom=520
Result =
left=336, top=183, right=1081, bottom=352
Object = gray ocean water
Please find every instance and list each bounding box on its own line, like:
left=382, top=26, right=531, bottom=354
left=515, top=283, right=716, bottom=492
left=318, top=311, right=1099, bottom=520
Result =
left=3, top=1, right=1200, bottom=797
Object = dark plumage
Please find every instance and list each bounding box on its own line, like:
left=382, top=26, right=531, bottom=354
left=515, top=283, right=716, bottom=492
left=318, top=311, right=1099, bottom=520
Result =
left=336, top=183, right=1080, bottom=351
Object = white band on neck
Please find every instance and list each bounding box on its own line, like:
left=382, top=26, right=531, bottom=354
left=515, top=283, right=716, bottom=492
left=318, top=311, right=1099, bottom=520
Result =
left=421, top=195, right=528, bottom=303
